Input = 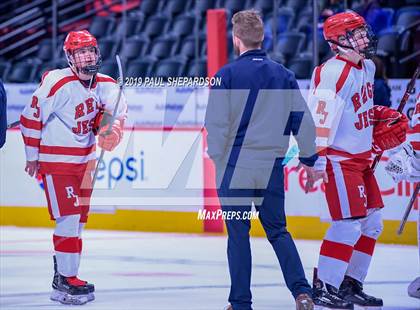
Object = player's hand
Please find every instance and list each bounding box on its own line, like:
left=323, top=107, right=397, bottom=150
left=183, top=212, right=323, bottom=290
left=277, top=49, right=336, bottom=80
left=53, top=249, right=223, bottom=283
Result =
left=297, top=162, right=328, bottom=193
left=98, top=123, right=122, bottom=151
left=25, top=160, right=39, bottom=177
left=372, top=106, right=408, bottom=151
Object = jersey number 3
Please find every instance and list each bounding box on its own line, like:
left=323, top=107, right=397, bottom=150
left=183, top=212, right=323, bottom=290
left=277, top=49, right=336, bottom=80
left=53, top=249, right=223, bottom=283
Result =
left=31, top=96, right=40, bottom=118
left=316, top=100, right=328, bottom=125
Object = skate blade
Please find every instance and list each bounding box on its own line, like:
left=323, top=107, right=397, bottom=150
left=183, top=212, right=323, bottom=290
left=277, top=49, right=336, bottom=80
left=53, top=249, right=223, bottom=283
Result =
left=315, top=305, right=354, bottom=310
left=87, top=292, right=95, bottom=302
left=354, top=306, right=382, bottom=310
left=50, top=289, right=89, bottom=305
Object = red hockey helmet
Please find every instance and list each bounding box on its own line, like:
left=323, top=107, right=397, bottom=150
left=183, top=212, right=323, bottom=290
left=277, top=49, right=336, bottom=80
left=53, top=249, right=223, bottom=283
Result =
left=323, top=11, right=377, bottom=59
left=63, top=30, right=102, bottom=75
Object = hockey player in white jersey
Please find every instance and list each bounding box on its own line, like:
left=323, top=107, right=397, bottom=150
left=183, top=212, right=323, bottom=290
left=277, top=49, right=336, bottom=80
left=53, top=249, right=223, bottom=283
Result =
left=306, top=11, right=408, bottom=309
left=385, top=93, right=420, bottom=299
left=20, top=30, right=127, bottom=305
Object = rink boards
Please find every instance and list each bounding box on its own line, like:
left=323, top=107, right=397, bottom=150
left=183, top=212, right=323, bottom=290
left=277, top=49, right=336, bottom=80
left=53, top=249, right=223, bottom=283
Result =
left=0, top=128, right=417, bottom=245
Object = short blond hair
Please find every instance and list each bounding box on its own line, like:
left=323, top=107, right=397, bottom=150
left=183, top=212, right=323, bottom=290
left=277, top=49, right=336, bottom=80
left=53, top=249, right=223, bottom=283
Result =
left=232, top=10, right=264, bottom=49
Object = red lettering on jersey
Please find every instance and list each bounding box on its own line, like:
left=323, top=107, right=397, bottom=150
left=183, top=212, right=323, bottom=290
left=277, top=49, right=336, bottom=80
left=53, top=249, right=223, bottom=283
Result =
left=316, top=100, right=329, bottom=124
left=352, top=82, right=373, bottom=113
left=355, top=107, right=375, bottom=130
left=367, top=82, right=373, bottom=99
left=361, top=85, right=368, bottom=104
left=415, top=102, right=420, bottom=114
left=362, top=110, right=369, bottom=128
left=355, top=113, right=363, bottom=130
left=72, top=121, right=81, bottom=134
left=75, top=103, right=85, bottom=119
left=352, top=93, right=361, bottom=112
left=31, top=96, right=40, bottom=118
left=368, top=107, right=375, bottom=126
left=81, top=120, right=89, bottom=134
left=86, top=98, right=94, bottom=114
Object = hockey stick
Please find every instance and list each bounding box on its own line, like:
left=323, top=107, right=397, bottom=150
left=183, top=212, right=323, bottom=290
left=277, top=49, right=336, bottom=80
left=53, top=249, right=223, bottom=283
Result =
left=393, top=66, right=420, bottom=235
left=91, top=54, right=124, bottom=188
left=371, top=65, right=420, bottom=171
left=397, top=183, right=419, bottom=235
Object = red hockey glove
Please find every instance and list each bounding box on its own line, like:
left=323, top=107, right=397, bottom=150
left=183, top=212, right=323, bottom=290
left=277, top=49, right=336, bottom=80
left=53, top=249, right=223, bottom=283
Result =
left=98, top=122, right=122, bottom=151
left=372, top=106, right=408, bottom=152
left=92, top=108, right=112, bottom=136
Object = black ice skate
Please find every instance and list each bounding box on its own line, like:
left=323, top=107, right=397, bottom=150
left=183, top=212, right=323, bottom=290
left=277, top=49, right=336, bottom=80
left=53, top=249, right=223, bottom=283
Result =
left=339, top=276, right=383, bottom=307
left=312, top=268, right=354, bottom=309
left=50, top=273, right=91, bottom=305
left=52, top=255, right=95, bottom=303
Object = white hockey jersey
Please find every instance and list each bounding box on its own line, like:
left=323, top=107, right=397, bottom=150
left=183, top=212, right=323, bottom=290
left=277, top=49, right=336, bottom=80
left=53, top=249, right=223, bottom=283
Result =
left=308, top=55, right=376, bottom=170
left=20, top=68, right=127, bottom=175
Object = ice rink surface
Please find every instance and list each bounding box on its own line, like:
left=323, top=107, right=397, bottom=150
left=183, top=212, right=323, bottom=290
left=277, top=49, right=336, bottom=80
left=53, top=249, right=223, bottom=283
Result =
left=0, top=226, right=419, bottom=310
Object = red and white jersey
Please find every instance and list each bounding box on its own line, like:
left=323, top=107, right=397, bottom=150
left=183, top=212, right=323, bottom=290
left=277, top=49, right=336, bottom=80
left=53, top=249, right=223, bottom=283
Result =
left=407, top=93, right=419, bottom=152
left=308, top=55, right=376, bottom=170
left=20, top=67, right=127, bottom=175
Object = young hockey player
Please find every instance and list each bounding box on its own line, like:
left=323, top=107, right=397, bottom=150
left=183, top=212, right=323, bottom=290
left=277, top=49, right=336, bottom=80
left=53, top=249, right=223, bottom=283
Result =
left=306, top=11, right=408, bottom=309
left=385, top=93, right=420, bottom=299
left=20, top=30, right=127, bottom=305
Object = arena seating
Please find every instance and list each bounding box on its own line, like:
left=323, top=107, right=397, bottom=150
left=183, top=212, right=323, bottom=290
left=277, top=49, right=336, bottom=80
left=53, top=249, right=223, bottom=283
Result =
left=0, top=0, right=418, bottom=82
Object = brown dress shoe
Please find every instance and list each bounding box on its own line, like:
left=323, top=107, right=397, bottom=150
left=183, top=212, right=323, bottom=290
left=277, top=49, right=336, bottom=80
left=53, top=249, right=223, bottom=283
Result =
left=296, top=293, right=314, bottom=310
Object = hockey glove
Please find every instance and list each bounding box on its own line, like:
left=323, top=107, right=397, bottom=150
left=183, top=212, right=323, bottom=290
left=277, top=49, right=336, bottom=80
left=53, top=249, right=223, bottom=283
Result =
left=98, top=122, right=122, bottom=151
left=385, top=142, right=420, bottom=183
left=92, top=108, right=112, bottom=136
left=372, top=106, right=408, bottom=152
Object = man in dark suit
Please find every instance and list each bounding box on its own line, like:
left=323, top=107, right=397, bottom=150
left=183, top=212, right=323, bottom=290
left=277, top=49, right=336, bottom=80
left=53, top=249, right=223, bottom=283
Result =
left=205, top=10, right=318, bottom=310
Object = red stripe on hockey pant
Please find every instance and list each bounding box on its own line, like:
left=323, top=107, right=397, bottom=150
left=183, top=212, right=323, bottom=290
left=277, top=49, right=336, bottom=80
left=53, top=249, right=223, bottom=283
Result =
left=42, top=175, right=57, bottom=220
left=325, top=161, right=343, bottom=220
left=39, top=144, right=95, bottom=156
left=20, top=115, right=42, bottom=130
left=335, top=63, right=352, bottom=94
left=320, top=239, right=353, bottom=263
left=78, top=239, right=82, bottom=254
left=53, top=235, right=80, bottom=253
left=353, top=235, right=376, bottom=256
left=22, top=135, right=40, bottom=147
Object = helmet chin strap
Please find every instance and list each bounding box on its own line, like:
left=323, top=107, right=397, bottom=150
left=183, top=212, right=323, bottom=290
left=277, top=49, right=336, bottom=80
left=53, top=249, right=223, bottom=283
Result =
left=337, top=45, right=353, bottom=55
left=328, top=38, right=365, bottom=60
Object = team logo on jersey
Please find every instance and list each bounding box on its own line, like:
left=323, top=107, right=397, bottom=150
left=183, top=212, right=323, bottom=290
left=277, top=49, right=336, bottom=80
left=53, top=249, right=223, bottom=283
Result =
left=65, top=186, right=80, bottom=207
left=358, top=185, right=367, bottom=207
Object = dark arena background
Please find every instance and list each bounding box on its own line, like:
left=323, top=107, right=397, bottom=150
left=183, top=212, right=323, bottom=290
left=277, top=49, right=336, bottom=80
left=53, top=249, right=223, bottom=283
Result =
left=0, top=1, right=419, bottom=309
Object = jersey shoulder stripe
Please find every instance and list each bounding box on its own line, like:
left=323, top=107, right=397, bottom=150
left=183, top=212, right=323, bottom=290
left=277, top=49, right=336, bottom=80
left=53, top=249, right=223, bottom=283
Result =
left=37, top=68, right=77, bottom=98
left=314, top=57, right=348, bottom=93
left=97, top=73, right=117, bottom=84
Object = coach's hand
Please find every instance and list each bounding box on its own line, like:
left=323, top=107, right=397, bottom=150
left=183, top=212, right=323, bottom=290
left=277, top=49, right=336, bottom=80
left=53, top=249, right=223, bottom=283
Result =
left=297, top=162, right=328, bottom=193
left=25, top=160, right=39, bottom=177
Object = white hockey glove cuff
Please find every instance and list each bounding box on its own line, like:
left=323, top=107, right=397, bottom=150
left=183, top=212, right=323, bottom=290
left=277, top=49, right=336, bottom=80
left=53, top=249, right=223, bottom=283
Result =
left=385, top=142, right=420, bottom=183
